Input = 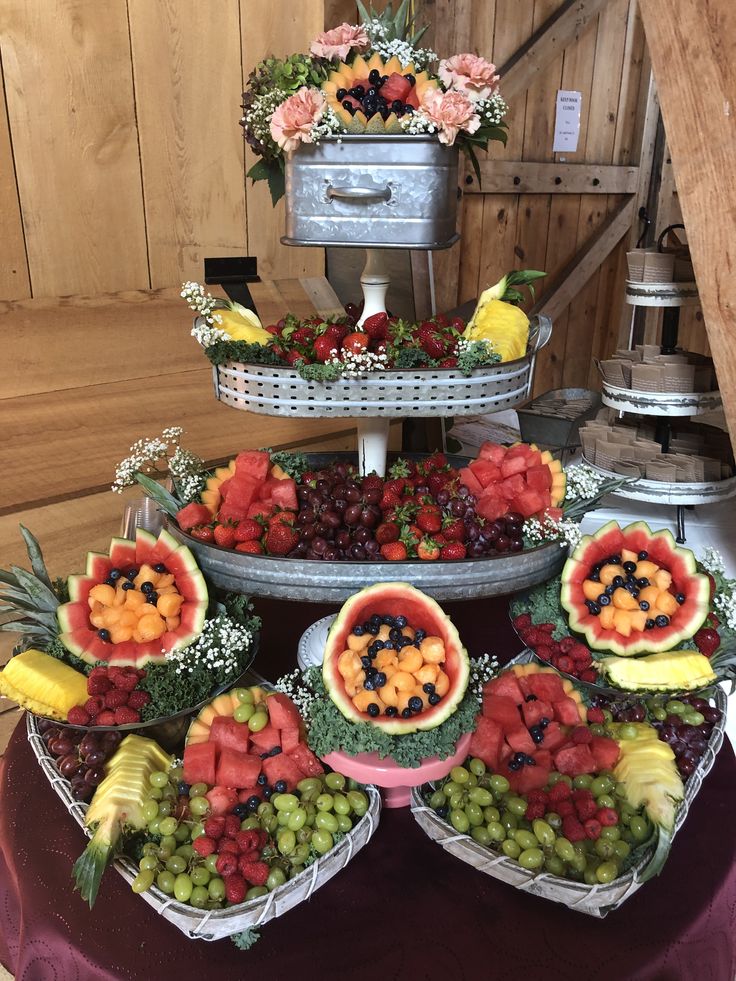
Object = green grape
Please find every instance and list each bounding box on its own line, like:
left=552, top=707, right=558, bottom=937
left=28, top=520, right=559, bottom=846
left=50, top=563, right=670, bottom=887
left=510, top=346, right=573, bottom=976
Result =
left=157, top=870, right=176, bottom=894
left=292, top=843, right=310, bottom=865
left=568, top=848, right=587, bottom=873
left=157, top=800, right=173, bottom=818
left=257, top=802, right=274, bottom=818
left=139, top=855, right=159, bottom=873
left=336, top=814, right=352, bottom=833
left=297, top=778, right=322, bottom=795
left=594, top=839, right=616, bottom=860
left=241, top=816, right=261, bottom=831
left=174, top=873, right=193, bottom=902
left=602, top=709, right=613, bottom=723
left=505, top=797, right=528, bottom=817
left=189, top=796, right=209, bottom=817
left=518, top=848, right=544, bottom=870
left=489, top=774, right=510, bottom=795
left=573, top=774, right=593, bottom=789
left=246, top=885, right=269, bottom=900
left=166, top=855, right=187, bottom=875
left=443, top=780, right=461, bottom=796
left=175, top=844, right=194, bottom=860
left=590, top=775, right=613, bottom=797
left=600, top=826, right=621, bottom=842
left=545, top=855, right=566, bottom=876
left=619, top=724, right=638, bottom=740
left=450, top=809, right=470, bottom=834
left=147, top=818, right=162, bottom=836
left=613, top=840, right=631, bottom=860
left=545, top=812, right=562, bottom=832
left=190, top=866, right=210, bottom=887
left=596, top=860, right=619, bottom=883
left=683, top=711, right=704, bottom=726
left=517, top=818, right=532, bottom=832
left=471, top=826, right=492, bottom=846
left=347, top=791, right=368, bottom=816
left=232, top=687, right=254, bottom=704
left=652, top=707, right=667, bottom=722
left=449, top=791, right=466, bottom=811
left=501, top=811, right=519, bottom=832
left=263, top=815, right=279, bottom=835
left=132, top=871, right=155, bottom=894
left=157, top=847, right=173, bottom=862
left=142, top=800, right=160, bottom=823
left=288, top=865, right=305, bottom=880
left=614, top=782, right=628, bottom=799
left=315, top=793, right=334, bottom=812
left=277, top=810, right=291, bottom=827
left=208, top=877, right=225, bottom=901
left=621, top=827, right=636, bottom=844
left=315, top=812, right=339, bottom=834
left=287, top=808, right=307, bottom=831
left=190, top=822, right=204, bottom=841
left=233, top=703, right=255, bottom=724
left=589, top=724, right=606, bottom=737
left=583, top=865, right=599, bottom=885
left=161, top=785, right=176, bottom=801
left=450, top=766, right=470, bottom=785
left=477, top=774, right=494, bottom=791
left=513, top=830, right=539, bottom=851
left=248, top=711, right=269, bottom=733
left=466, top=772, right=478, bottom=788
left=486, top=821, right=506, bottom=843
left=301, top=789, right=321, bottom=805
left=278, top=830, right=296, bottom=856
left=189, top=783, right=208, bottom=798
left=174, top=823, right=190, bottom=843
left=148, top=788, right=163, bottom=801
left=501, top=839, right=521, bottom=859
left=665, top=699, right=686, bottom=715
left=149, top=771, right=169, bottom=789
left=273, top=793, right=299, bottom=813
left=266, top=867, right=287, bottom=891
left=532, top=820, right=555, bottom=848
left=325, top=772, right=346, bottom=792
left=629, top=815, right=650, bottom=842
left=469, top=757, right=486, bottom=776
left=312, top=830, right=334, bottom=854
left=483, top=806, right=501, bottom=824
left=190, top=885, right=209, bottom=909
left=333, top=794, right=350, bottom=816
left=158, top=817, right=178, bottom=837
left=468, top=787, right=493, bottom=808
left=595, top=794, right=615, bottom=810
left=297, top=826, right=314, bottom=844
left=464, top=803, right=484, bottom=827
left=204, top=854, right=219, bottom=875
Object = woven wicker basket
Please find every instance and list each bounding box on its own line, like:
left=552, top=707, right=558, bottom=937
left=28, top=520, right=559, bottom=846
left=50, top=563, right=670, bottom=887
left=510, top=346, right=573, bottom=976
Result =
left=27, top=714, right=381, bottom=941
left=410, top=653, right=727, bottom=917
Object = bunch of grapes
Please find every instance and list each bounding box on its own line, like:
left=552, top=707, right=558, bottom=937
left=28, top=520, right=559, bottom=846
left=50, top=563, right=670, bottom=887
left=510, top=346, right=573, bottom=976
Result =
left=39, top=720, right=122, bottom=802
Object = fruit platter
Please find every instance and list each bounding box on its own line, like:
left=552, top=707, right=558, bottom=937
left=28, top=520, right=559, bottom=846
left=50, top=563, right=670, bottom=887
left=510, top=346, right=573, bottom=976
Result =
left=509, top=520, right=736, bottom=696
left=410, top=650, right=727, bottom=917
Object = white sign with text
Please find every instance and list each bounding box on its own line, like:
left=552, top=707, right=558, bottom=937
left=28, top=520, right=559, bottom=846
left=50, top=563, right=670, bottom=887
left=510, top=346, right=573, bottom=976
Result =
left=553, top=90, right=582, bottom=153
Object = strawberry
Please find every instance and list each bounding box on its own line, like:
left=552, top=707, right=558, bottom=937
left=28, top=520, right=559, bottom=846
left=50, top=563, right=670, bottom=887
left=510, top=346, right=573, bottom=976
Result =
left=417, top=538, right=440, bottom=561
left=450, top=316, right=466, bottom=332
left=213, top=523, right=238, bottom=549
left=380, top=541, right=408, bottom=561
left=265, top=522, right=299, bottom=556
left=440, top=542, right=466, bottom=560
left=584, top=818, right=602, bottom=840
left=204, top=816, right=226, bottom=839
left=239, top=860, right=269, bottom=887
left=418, top=324, right=450, bottom=360
left=292, top=326, right=315, bottom=346
left=235, top=519, right=263, bottom=543
left=95, top=709, right=116, bottom=726
left=114, top=706, right=140, bottom=725
left=224, top=873, right=247, bottom=904
left=265, top=323, right=282, bottom=335
left=268, top=510, right=296, bottom=526
left=190, top=525, right=215, bottom=542
left=341, top=332, right=369, bottom=354
left=440, top=356, right=459, bottom=368
left=694, top=627, right=720, bottom=658
left=235, top=540, right=264, bottom=555
left=375, top=522, right=400, bottom=545
left=127, top=690, right=151, bottom=710
left=323, top=323, right=350, bottom=346
left=380, top=490, right=402, bottom=512
left=104, top=689, right=130, bottom=709
left=362, top=311, right=389, bottom=340
left=285, top=350, right=306, bottom=367
left=415, top=506, right=442, bottom=535
left=361, top=473, right=384, bottom=491
left=427, top=470, right=451, bottom=497
left=192, top=835, right=217, bottom=857
left=313, top=335, right=339, bottom=363
left=441, top=518, right=465, bottom=542
left=67, top=706, right=91, bottom=726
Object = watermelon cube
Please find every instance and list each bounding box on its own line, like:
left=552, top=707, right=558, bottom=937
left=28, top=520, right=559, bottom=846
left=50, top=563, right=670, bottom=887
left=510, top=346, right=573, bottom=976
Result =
left=482, top=693, right=521, bottom=730
left=521, top=698, right=553, bottom=728
left=500, top=455, right=528, bottom=479
left=478, top=442, right=507, bottom=465
left=218, top=478, right=232, bottom=499
left=500, top=474, right=526, bottom=500
left=476, top=493, right=508, bottom=522
left=238, top=785, right=264, bottom=803
left=266, top=692, right=302, bottom=731
left=262, top=754, right=306, bottom=791
left=176, top=502, right=213, bottom=531
left=258, top=478, right=278, bottom=501
left=526, top=465, right=552, bottom=492
left=206, top=785, right=239, bottom=815
left=469, top=459, right=502, bottom=487
left=225, top=478, right=260, bottom=511
left=506, top=726, right=536, bottom=755
left=526, top=674, right=566, bottom=703
left=484, top=672, right=524, bottom=705
left=405, top=85, right=420, bottom=109
left=247, top=502, right=273, bottom=520
left=235, top=450, right=270, bottom=483
left=468, top=716, right=504, bottom=770
left=554, top=745, right=597, bottom=776
left=215, top=750, right=262, bottom=789
left=248, top=725, right=281, bottom=752
left=209, top=716, right=250, bottom=754
left=538, top=720, right=566, bottom=751
left=287, top=743, right=324, bottom=777
left=183, top=742, right=216, bottom=786
left=590, top=736, right=621, bottom=771
left=271, top=478, right=297, bottom=511
left=280, top=726, right=300, bottom=754
left=513, top=762, right=550, bottom=794
left=380, top=71, right=412, bottom=103
left=534, top=749, right=552, bottom=770
left=458, top=467, right=484, bottom=496
left=553, top=697, right=584, bottom=726
left=512, top=489, right=546, bottom=518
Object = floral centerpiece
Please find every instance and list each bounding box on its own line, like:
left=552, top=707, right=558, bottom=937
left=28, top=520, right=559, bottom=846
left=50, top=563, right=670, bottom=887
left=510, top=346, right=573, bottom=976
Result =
left=241, top=2, right=508, bottom=204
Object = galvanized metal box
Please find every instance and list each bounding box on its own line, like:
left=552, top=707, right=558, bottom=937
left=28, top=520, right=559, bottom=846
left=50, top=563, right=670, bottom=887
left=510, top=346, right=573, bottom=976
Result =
left=282, top=135, right=459, bottom=249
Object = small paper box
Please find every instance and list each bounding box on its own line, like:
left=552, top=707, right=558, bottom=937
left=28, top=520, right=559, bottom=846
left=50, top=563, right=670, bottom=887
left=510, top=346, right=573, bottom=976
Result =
left=642, top=251, right=675, bottom=283
left=600, top=360, right=629, bottom=387
left=631, top=363, right=665, bottom=392
left=645, top=461, right=679, bottom=482
left=663, top=363, right=696, bottom=393
left=612, top=460, right=643, bottom=477
left=626, top=250, right=647, bottom=281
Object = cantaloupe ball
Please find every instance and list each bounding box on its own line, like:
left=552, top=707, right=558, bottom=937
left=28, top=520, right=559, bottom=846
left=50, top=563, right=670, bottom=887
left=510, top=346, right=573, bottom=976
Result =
left=419, top=636, right=445, bottom=664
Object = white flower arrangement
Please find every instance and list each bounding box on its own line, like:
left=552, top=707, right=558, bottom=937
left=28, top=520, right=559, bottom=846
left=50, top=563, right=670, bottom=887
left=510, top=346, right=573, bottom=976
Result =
left=166, top=614, right=255, bottom=677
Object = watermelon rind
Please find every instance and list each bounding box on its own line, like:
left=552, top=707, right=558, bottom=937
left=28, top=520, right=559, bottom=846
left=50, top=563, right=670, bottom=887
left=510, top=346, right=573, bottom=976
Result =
left=323, top=581, right=470, bottom=735
left=560, top=520, right=710, bottom=656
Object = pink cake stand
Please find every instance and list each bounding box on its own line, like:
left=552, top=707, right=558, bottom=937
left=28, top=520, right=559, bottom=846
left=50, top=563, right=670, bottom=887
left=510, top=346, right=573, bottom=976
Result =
left=322, top=731, right=472, bottom=808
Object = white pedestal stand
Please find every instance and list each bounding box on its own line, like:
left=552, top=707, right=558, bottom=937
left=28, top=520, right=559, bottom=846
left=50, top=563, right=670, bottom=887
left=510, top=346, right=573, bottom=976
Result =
left=356, top=248, right=390, bottom=328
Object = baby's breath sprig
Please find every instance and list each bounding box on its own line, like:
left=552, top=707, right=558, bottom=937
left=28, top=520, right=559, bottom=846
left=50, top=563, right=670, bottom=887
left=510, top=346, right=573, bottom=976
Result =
left=563, top=464, right=610, bottom=502
left=274, top=668, right=319, bottom=718
left=112, top=428, right=203, bottom=496
left=700, top=547, right=726, bottom=577
left=524, top=514, right=582, bottom=551
left=469, top=654, right=499, bottom=698
left=327, top=348, right=389, bottom=378
left=181, top=281, right=230, bottom=348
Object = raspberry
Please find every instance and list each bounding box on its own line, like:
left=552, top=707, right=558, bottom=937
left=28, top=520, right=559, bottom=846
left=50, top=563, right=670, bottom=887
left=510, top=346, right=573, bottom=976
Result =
left=67, top=706, right=91, bottom=726
left=217, top=839, right=240, bottom=855
left=114, top=706, right=140, bottom=725
left=204, top=817, right=226, bottom=839
left=224, top=815, right=241, bottom=839
left=112, top=672, right=139, bottom=692
left=192, top=835, right=216, bottom=857
left=569, top=643, right=592, bottom=663
left=557, top=655, right=575, bottom=674
left=548, top=781, right=572, bottom=802
left=559, top=636, right=576, bottom=653
left=235, top=830, right=261, bottom=853
left=127, top=690, right=151, bottom=710
left=572, top=787, right=594, bottom=801
left=525, top=629, right=547, bottom=646
left=84, top=697, right=103, bottom=716
left=256, top=829, right=268, bottom=850
left=524, top=801, right=546, bottom=820
left=104, top=689, right=130, bottom=709
left=89, top=666, right=109, bottom=679
left=107, top=666, right=125, bottom=678
left=575, top=797, right=598, bottom=822
left=536, top=623, right=555, bottom=634
left=596, top=807, right=619, bottom=827
left=136, top=669, right=147, bottom=678
left=95, top=710, right=116, bottom=726
left=526, top=789, right=549, bottom=805
left=561, top=815, right=586, bottom=842
left=580, top=669, right=598, bottom=683
left=584, top=817, right=602, bottom=840
left=571, top=726, right=593, bottom=745
left=513, top=613, right=532, bottom=630
left=87, top=675, right=112, bottom=695
left=239, top=860, right=269, bottom=887
left=535, top=644, right=553, bottom=662
left=224, top=873, right=247, bottom=904
left=556, top=800, right=575, bottom=817
left=586, top=707, right=605, bottom=724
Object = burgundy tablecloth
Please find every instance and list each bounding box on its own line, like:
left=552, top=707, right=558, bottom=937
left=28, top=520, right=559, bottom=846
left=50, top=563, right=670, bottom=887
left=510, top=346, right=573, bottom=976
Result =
left=2, top=597, right=735, bottom=981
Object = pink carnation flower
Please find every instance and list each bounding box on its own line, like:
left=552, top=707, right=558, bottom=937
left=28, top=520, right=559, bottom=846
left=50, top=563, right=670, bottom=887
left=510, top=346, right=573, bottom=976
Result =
left=420, top=88, right=480, bottom=146
left=310, top=23, right=370, bottom=61
left=438, top=53, right=500, bottom=102
left=270, top=87, right=325, bottom=154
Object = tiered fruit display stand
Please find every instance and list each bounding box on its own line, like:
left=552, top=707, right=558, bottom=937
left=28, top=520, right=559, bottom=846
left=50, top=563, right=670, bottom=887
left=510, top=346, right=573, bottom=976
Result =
left=586, top=279, right=736, bottom=540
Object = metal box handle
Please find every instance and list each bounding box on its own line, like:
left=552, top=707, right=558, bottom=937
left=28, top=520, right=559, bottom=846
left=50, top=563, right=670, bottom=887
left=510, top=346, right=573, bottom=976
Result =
left=326, top=183, right=392, bottom=203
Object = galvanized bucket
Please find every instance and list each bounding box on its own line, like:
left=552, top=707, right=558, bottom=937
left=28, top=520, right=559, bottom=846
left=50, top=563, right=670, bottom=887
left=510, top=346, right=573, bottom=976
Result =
left=282, top=135, right=459, bottom=249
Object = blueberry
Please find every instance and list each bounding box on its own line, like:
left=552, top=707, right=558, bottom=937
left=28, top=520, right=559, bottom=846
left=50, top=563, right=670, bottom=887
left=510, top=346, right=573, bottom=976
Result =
left=422, top=683, right=436, bottom=694
left=388, top=628, right=401, bottom=642
left=342, top=100, right=355, bottom=114
left=513, top=753, right=526, bottom=764
left=586, top=601, right=601, bottom=615
left=391, top=99, right=403, bottom=112
left=98, top=629, right=110, bottom=642
left=591, top=563, right=602, bottom=575
left=609, top=555, right=622, bottom=565
left=374, top=672, right=387, bottom=688
left=366, top=623, right=379, bottom=635
left=369, top=69, right=381, bottom=84
left=604, top=584, right=615, bottom=596
left=269, top=746, right=282, bottom=757
left=382, top=641, right=395, bottom=651
left=638, top=550, right=648, bottom=560
left=177, top=781, right=190, bottom=795
left=637, top=577, right=650, bottom=588
left=382, top=615, right=396, bottom=626
left=675, top=593, right=686, bottom=604
left=539, top=717, right=550, bottom=728
left=589, top=573, right=600, bottom=583
left=428, top=692, right=441, bottom=705
left=639, top=600, right=650, bottom=611
left=395, top=616, right=408, bottom=628
left=104, top=577, right=116, bottom=586
left=263, top=786, right=272, bottom=800
left=361, top=655, right=371, bottom=669
left=274, top=780, right=287, bottom=793
left=350, top=85, right=365, bottom=99
left=153, top=563, right=167, bottom=573
left=353, top=625, right=365, bottom=636
left=437, top=805, right=449, bottom=819
left=530, top=726, right=544, bottom=744
left=405, top=73, right=416, bottom=86
left=146, top=593, right=158, bottom=604
left=401, top=708, right=413, bottom=718
left=414, top=629, right=426, bottom=644
left=141, top=581, right=154, bottom=593
left=623, top=561, right=637, bottom=574
left=508, top=759, right=521, bottom=771
left=257, top=773, right=267, bottom=785
left=408, top=696, right=423, bottom=713
left=645, top=618, right=656, bottom=630
left=655, top=614, right=669, bottom=628
left=126, top=568, right=139, bottom=580
left=612, top=576, right=624, bottom=588
left=525, top=755, right=537, bottom=766
left=246, top=795, right=261, bottom=813
left=109, top=568, right=122, bottom=581
left=122, top=581, right=135, bottom=591
left=598, top=593, right=611, bottom=607
left=233, top=803, right=249, bottom=819
left=365, top=666, right=377, bottom=677
left=524, top=694, right=538, bottom=702
left=403, top=104, right=414, bottom=114
left=367, top=703, right=380, bottom=717
left=363, top=676, right=376, bottom=691
left=384, top=706, right=398, bottom=717
left=336, top=87, right=347, bottom=100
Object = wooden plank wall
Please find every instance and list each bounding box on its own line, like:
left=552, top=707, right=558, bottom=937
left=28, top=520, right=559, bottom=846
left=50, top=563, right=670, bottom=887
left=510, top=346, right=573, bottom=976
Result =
left=0, top=0, right=324, bottom=301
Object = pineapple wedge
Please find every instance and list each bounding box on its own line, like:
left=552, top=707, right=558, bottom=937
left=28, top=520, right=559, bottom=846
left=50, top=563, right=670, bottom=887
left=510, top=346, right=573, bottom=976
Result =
left=599, top=649, right=716, bottom=692
left=73, top=734, right=172, bottom=907
left=0, top=648, right=88, bottom=720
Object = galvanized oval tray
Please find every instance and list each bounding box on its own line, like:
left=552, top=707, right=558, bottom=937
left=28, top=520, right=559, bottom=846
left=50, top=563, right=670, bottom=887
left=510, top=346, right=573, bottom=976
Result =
left=601, top=382, right=722, bottom=418
left=582, top=456, right=736, bottom=506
